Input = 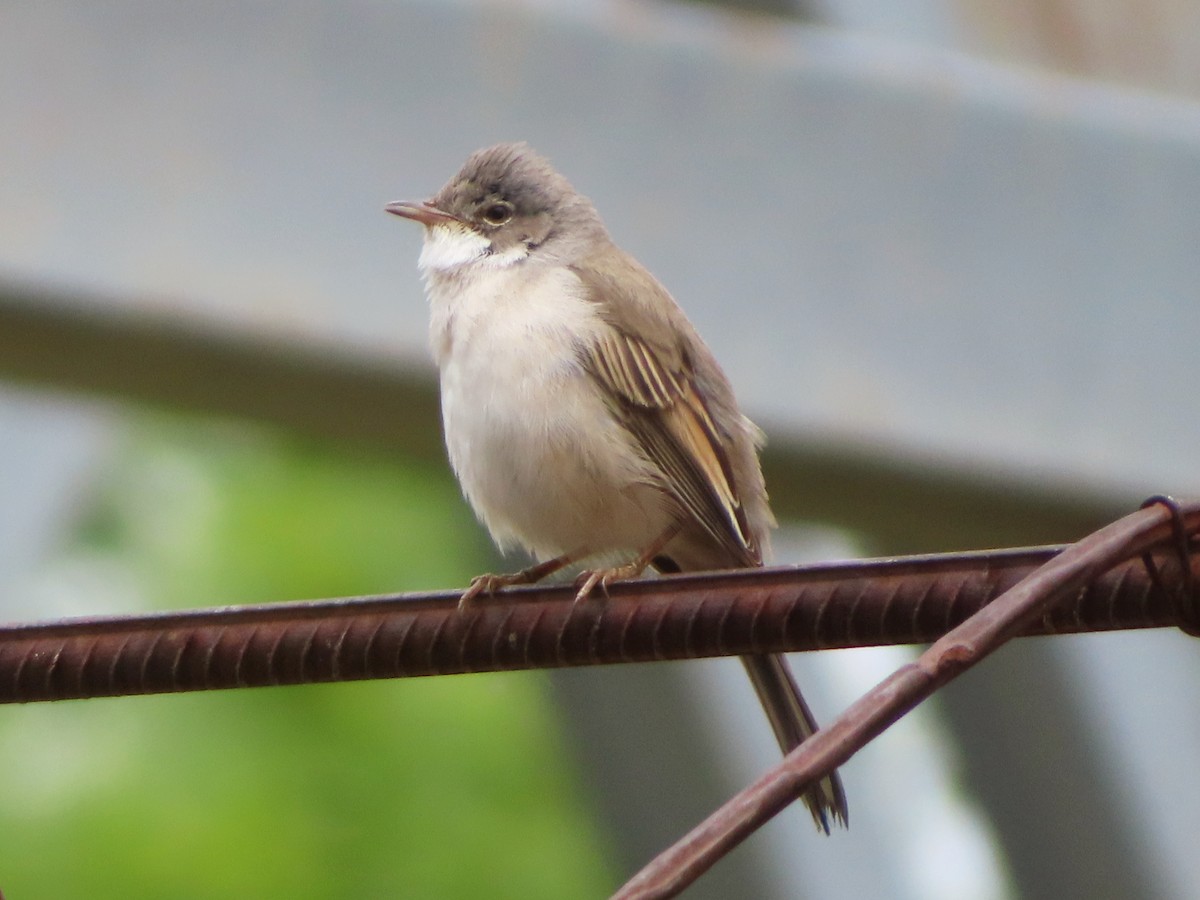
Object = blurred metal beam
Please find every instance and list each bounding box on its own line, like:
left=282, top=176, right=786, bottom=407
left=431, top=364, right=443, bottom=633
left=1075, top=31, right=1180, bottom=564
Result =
left=0, top=280, right=443, bottom=460
left=0, top=279, right=1125, bottom=555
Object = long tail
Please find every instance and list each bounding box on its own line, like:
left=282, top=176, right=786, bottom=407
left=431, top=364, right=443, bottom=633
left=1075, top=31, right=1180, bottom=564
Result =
left=740, top=652, right=849, bottom=833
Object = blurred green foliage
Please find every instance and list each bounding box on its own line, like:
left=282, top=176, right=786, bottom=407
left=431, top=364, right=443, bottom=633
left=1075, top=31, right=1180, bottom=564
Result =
left=0, top=418, right=615, bottom=899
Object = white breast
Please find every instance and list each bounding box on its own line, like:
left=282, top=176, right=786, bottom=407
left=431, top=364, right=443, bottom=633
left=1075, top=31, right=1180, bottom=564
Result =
left=422, top=259, right=672, bottom=562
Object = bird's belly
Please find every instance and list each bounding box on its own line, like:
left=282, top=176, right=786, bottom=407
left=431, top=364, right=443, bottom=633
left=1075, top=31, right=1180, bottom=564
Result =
left=439, top=343, right=671, bottom=562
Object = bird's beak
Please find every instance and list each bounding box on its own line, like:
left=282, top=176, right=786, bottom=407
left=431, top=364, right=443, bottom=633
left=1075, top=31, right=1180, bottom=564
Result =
left=385, top=200, right=460, bottom=227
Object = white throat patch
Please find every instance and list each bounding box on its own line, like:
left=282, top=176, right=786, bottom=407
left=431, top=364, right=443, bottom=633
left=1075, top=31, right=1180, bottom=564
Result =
left=418, top=224, right=528, bottom=274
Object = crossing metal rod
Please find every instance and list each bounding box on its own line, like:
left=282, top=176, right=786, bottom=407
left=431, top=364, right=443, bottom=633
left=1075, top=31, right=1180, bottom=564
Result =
left=613, top=497, right=1200, bottom=900
left=0, top=545, right=1190, bottom=705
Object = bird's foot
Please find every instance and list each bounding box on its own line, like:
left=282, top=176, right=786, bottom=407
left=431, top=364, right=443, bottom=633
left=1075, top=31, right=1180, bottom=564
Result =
left=458, top=571, right=532, bottom=610
left=573, top=561, right=645, bottom=602
left=457, top=552, right=581, bottom=611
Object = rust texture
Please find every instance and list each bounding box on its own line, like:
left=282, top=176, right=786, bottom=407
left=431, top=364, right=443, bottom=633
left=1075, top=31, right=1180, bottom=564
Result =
left=0, top=545, right=1191, bottom=705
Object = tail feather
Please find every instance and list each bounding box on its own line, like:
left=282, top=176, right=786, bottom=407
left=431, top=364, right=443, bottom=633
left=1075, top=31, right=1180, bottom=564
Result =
left=740, top=652, right=849, bottom=833
left=653, top=546, right=848, bottom=831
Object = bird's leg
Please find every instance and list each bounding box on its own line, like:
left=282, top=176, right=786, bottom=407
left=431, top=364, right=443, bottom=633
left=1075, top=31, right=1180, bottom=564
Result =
left=573, top=524, right=681, bottom=602
left=458, top=549, right=586, bottom=610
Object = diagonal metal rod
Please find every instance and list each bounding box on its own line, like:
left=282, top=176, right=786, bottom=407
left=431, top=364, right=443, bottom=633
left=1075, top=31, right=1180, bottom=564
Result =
left=0, top=545, right=1193, bottom=705
left=613, top=497, right=1200, bottom=899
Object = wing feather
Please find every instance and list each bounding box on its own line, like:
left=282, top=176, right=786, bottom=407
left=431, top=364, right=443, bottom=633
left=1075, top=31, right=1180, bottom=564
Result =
left=584, top=328, right=759, bottom=566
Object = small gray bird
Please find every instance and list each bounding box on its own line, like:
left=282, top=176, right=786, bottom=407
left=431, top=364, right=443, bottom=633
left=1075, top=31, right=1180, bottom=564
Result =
left=387, top=142, right=847, bottom=831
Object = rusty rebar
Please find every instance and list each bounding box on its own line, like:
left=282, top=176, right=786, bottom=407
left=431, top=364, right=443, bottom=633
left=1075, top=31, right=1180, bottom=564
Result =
left=615, top=499, right=1200, bottom=900
left=1, top=544, right=1193, bottom=705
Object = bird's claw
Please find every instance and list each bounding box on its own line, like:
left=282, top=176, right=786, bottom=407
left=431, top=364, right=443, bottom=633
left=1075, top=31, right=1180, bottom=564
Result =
left=573, top=565, right=637, bottom=602
left=458, top=572, right=516, bottom=611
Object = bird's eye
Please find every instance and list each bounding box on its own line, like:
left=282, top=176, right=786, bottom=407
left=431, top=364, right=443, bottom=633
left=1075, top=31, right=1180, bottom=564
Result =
left=480, top=202, right=514, bottom=226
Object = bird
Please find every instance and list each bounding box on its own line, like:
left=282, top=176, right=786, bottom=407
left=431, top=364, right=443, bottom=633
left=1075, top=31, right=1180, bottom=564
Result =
left=386, top=142, right=847, bottom=832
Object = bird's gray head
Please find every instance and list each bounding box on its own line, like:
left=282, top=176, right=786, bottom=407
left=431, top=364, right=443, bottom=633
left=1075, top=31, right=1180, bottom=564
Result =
left=386, top=143, right=607, bottom=275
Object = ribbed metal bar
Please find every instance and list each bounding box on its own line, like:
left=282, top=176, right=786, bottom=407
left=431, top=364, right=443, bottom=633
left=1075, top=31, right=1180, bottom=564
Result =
left=0, top=546, right=1191, bottom=704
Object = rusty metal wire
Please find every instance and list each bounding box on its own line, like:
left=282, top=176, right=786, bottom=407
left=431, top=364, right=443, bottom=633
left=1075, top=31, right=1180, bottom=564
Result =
left=615, top=499, right=1200, bottom=900
left=1, top=544, right=1193, bottom=705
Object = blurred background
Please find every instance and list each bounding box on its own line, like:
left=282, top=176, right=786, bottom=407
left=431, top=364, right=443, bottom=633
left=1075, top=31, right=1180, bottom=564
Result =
left=1, top=1, right=1198, bottom=898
